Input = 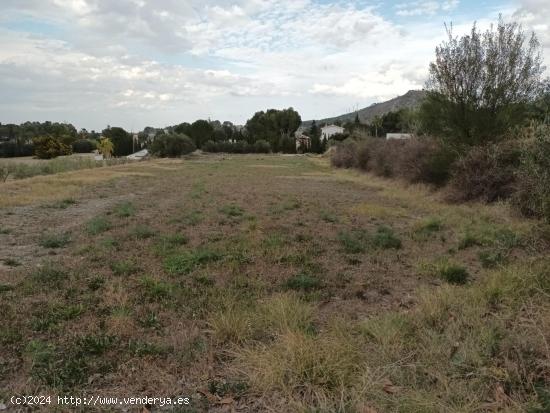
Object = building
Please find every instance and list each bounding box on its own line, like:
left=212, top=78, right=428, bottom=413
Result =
left=321, top=124, right=345, bottom=140
left=295, top=132, right=311, bottom=151
left=386, top=133, right=412, bottom=140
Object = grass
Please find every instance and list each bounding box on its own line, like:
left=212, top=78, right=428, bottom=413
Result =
left=283, top=273, right=322, bottom=291
left=164, top=249, right=221, bottom=275
left=113, top=201, right=135, bottom=217
left=110, top=260, right=139, bottom=276
left=2, top=258, right=21, bottom=267
left=420, top=258, right=469, bottom=285
left=1, top=154, right=548, bottom=412
left=0, top=156, right=130, bottom=180
left=39, top=232, right=71, bottom=248
left=86, top=216, right=112, bottom=235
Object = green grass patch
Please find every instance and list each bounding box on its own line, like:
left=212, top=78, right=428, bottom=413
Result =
left=39, top=232, right=71, bottom=248
left=420, top=258, right=469, bottom=285
left=338, top=229, right=368, bottom=254
left=113, top=201, right=135, bottom=217
left=320, top=210, right=339, bottom=223
left=0, top=227, right=12, bottom=234
left=31, top=264, right=69, bottom=286
left=86, top=216, right=112, bottom=235
left=110, top=260, right=139, bottom=276
left=2, top=257, right=21, bottom=267
left=478, top=249, right=506, bottom=268
left=129, top=224, right=156, bottom=239
left=412, top=217, right=443, bottom=240
left=164, top=249, right=222, bottom=275
left=283, top=273, right=322, bottom=291
left=140, top=276, right=174, bottom=302
left=371, top=225, right=402, bottom=249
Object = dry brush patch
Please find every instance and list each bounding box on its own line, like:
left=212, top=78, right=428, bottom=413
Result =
left=0, top=154, right=548, bottom=412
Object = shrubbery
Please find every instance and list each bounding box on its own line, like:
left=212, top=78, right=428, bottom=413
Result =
left=202, top=139, right=272, bottom=154
left=513, top=123, right=550, bottom=222
left=331, top=137, right=454, bottom=186
left=0, top=141, right=34, bottom=158
left=446, top=140, right=520, bottom=202
left=149, top=134, right=195, bottom=157
left=33, top=136, right=72, bottom=159
left=72, top=139, right=97, bottom=153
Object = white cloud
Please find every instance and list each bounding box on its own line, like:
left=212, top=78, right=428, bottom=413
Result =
left=395, top=0, right=459, bottom=17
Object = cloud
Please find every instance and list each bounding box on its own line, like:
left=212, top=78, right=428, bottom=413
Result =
left=395, top=0, right=459, bottom=17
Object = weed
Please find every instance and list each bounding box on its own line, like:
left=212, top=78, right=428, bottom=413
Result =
left=130, top=224, right=155, bottom=239
left=2, top=257, right=21, bottom=267
left=86, top=216, right=112, bottom=235
left=338, top=229, right=368, bottom=254
left=440, top=263, right=469, bottom=284
left=48, top=198, right=77, bottom=209
left=113, top=201, right=135, bottom=217
left=140, top=276, right=174, bottom=301
left=0, top=284, right=14, bottom=292
left=164, top=249, right=221, bottom=275
left=78, top=334, right=116, bottom=355
left=127, top=339, right=166, bottom=356
left=39, top=232, right=71, bottom=248
left=283, top=273, right=321, bottom=291
left=110, top=260, right=139, bottom=276
left=154, top=233, right=188, bottom=256
left=478, top=250, right=505, bottom=268
left=320, top=210, right=338, bottom=223
left=220, top=204, right=245, bottom=217
left=0, top=227, right=12, bottom=234
left=371, top=225, right=402, bottom=249
left=87, top=276, right=104, bottom=291
left=32, top=263, right=69, bottom=286
left=412, top=217, right=443, bottom=240
left=182, top=210, right=203, bottom=226
left=31, top=304, right=84, bottom=332
left=100, top=237, right=119, bottom=249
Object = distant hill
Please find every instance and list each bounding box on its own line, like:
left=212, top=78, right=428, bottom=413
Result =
left=302, top=90, right=427, bottom=128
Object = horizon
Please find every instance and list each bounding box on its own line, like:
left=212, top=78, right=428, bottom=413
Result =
left=1, top=0, right=548, bottom=131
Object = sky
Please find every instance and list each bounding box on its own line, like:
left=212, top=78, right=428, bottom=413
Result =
left=0, top=0, right=548, bottom=131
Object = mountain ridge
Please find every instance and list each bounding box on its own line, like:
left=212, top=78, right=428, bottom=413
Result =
left=302, top=90, right=427, bottom=128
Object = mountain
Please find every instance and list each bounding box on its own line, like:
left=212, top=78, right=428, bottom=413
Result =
left=302, top=90, right=427, bottom=128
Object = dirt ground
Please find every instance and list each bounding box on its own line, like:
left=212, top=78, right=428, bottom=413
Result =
left=0, top=154, right=548, bottom=412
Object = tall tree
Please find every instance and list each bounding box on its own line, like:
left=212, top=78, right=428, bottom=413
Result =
left=422, top=16, right=544, bottom=146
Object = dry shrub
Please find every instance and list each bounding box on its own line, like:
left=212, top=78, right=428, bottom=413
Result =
left=513, top=123, right=550, bottom=221
left=446, top=140, right=520, bottom=203
left=398, top=137, right=455, bottom=186
left=330, top=139, right=358, bottom=168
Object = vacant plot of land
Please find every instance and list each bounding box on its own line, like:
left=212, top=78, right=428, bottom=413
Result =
left=0, top=155, right=548, bottom=412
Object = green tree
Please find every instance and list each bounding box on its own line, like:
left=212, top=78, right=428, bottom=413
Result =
left=102, top=127, right=132, bottom=157
left=150, top=134, right=195, bottom=157
left=309, top=120, right=322, bottom=153
left=189, top=120, right=214, bottom=148
left=422, top=17, right=544, bottom=146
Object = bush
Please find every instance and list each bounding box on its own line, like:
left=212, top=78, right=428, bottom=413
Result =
left=330, top=139, right=358, bottom=168
left=0, top=141, right=34, bottom=158
left=72, top=139, right=96, bottom=153
left=33, top=136, right=72, bottom=159
left=150, top=134, right=195, bottom=157
left=513, top=123, right=550, bottom=221
left=446, top=140, right=520, bottom=203
left=253, top=139, right=271, bottom=153
left=398, top=138, right=455, bottom=186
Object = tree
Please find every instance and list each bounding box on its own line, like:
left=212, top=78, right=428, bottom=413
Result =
left=150, top=134, right=195, bottom=157
left=422, top=16, right=544, bottom=146
left=33, top=136, right=72, bottom=159
left=102, top=127, right=132, bottom=156
left=245, top=108, right=301, bottom=152
left=371, top=116, right=382, bottom=138
left=97, top=138, right=114, bottom=158
left=189, top=120, right=214, bottom=148
left=309, top=120, right=322, bottom=153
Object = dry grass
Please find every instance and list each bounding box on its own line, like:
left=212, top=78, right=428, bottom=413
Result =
left=0, top=153, right=549, bottom=412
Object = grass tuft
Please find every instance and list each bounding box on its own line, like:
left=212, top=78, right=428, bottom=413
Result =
left=86, top=216, right=112, bottom=235
left=164, top=249, right=221, bottom=275
left=39, top=232, right=71, bottom=248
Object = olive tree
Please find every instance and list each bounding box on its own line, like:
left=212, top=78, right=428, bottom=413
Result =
left=421, top=16, right=545, bottom=146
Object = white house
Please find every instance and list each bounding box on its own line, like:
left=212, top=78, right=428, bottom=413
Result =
left=386, top=133, right=412, bottom=140
left=321, top=124, right=345, bottom=140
